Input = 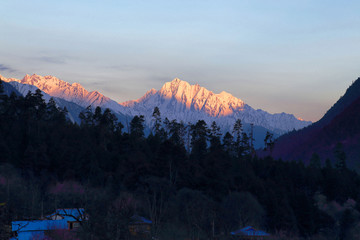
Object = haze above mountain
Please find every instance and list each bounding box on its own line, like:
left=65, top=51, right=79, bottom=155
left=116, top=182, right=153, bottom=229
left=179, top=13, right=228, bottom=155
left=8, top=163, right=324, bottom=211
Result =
left=0, top=73, right=311, bottom=147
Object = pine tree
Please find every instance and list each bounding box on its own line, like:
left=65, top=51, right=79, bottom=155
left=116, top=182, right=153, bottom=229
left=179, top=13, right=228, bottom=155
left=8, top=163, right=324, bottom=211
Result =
left=163, top=117, right=170, bottom=136
left=79, top=105, right=94, bottom=126
left=264, top=131, right=275, bottom=153
left=130, top=115, right=145, bottom=139
left=190, top=120, right=209, bottom=157
left=309, top=153, right=321, bottom=169
left=0, top=80, right=4, bottom=93
left=209, top=121, right=222, bottom=151
left=169, top=120, right=186, bottom=147
left=0, top=80, right=8, bottom=114
left=45, top=98, right=64, bottom=122
left=325, top=158, right=332, bottom=169
left=241, top=132, right=251, bottom=156
left=232, top=119, right=242, bottom=145
left=93, top=106, right=102, bottom=125
left=0, top=80, right=8, bottom=103
left=222, top=132, right=233, bottom=154
left=334, top=143, right=347, bottom=170
left=100, top=108, right=118, bottom=132
left=152, top=107, right=161, bottom=136
left=34, top=89, right=46, bottom=120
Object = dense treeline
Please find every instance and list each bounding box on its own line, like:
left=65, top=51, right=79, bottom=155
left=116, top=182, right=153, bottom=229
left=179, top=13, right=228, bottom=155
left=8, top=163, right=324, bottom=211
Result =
left=1, top=81, right=360, bottom=240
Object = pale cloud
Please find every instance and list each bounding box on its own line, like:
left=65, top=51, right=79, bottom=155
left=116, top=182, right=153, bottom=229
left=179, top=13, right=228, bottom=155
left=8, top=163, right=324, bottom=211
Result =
left=0, top=64, right=17, bottom=73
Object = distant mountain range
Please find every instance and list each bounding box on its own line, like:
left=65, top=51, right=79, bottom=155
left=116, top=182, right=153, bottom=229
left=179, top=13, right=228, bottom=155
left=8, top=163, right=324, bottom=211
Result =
left=269, top=77, right=360, bottom=168
left=0, top=73, right=311, bottom=148
left=1, top=80, right=85, bottom=123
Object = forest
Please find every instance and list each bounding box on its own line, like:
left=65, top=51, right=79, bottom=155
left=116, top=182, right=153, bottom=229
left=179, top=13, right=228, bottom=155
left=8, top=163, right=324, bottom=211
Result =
left=1, top=80, right=360, bottom=240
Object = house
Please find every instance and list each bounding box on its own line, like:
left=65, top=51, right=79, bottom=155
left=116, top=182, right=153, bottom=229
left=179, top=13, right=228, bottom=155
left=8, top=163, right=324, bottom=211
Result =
left=45, top=208, right=84, bottom=230
left=230, top=226, right=270, bottom=239
left=128, top=215, right=152, bottom=238
left=11, top=208, right=85, bottom=240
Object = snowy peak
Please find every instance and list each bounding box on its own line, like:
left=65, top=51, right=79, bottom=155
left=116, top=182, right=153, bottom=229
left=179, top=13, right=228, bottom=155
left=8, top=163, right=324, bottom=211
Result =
left=2, top=73, right=117, bottom=109
left=160, top=78, right=192, bottom=97
left=156, top=78, right=245, bottom=117
left=120, top=78, right=310, bottom=133
left=1, top=73, right=311, bottom=135
left=5, top=74, right=76, bottom=95
left=122, top=88, right=157, bottom=107
left=120, top=78, right=246, bottom=117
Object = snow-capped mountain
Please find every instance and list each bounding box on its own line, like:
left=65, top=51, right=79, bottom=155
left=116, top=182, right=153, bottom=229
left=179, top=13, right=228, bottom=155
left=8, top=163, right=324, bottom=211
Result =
left=123, top=78, right=311, bottom=134
left=0, top=75, right=85, bottom=123
left=1, top=73, right=311, bottom=147
left=3, top=74, right=127, bottom=113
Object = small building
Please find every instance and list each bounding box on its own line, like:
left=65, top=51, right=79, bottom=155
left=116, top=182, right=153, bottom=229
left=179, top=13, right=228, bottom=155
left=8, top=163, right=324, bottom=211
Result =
left=231, top=226, right=270, bottom=239
left=11, top=208, right=85, bottom=240
left=128, top=215, right=152, bottom=238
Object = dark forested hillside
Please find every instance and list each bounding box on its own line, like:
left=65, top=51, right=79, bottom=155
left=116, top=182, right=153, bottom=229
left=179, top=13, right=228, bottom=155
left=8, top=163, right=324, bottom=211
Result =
left=1, top=80, right=360, bottom=240
left=270, top=77, right=360, bottom=168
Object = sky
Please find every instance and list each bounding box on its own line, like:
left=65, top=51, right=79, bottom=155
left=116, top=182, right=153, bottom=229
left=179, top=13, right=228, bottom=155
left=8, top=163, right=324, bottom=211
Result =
left=1, top=0, right=360, bottom=122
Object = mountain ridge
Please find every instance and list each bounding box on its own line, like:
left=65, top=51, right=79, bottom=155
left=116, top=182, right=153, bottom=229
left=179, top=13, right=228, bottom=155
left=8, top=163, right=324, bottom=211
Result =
left=1, top=73, right=311, bottom=147
left=269, top=77, right=360, bottom=167
left=122, top=77, right=310, bottom=134
left=1, top=74, right=127, bottom=113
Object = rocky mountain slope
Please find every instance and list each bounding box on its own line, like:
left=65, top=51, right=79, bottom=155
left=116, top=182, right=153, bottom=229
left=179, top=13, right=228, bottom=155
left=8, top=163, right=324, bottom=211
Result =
left=269, top=77, right=360, bottom=167
left=123, top=78, right=310, bottom=134
left=2, top=74, right=127, bottom=113
left=0, top=79, right=84, bottom=123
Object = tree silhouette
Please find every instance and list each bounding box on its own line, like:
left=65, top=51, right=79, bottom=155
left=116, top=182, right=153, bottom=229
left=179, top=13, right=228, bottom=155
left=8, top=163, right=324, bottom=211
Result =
left=130, top=115, right=145, bottom=139
left=152, top=107, right=161, bottom=136
left=190, top=120, right=209, bottom=157
left=334, top=143, right=347, bottom=170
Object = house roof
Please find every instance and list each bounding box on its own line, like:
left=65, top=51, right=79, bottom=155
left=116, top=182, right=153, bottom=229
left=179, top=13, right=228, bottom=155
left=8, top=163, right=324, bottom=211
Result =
left=130, top=215, right=152, bottom=224
left=45, top=208, right=85, bottom=221
left=231, top=226, right=270, bottom=236
left=12, top=208, right=85, bottom=232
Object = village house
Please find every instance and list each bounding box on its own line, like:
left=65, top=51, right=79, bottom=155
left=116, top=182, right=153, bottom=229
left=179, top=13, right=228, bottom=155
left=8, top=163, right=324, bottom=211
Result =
left=128, top=215, right=152, bottom=239
left=230, top=226, right=270, bottom=240
left=11, top=208, right=85, bottom=240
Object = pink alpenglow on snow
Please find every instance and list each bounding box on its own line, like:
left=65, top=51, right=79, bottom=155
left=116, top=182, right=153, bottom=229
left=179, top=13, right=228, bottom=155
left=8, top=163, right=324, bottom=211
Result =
left=2, top=73, right=311, bottom=135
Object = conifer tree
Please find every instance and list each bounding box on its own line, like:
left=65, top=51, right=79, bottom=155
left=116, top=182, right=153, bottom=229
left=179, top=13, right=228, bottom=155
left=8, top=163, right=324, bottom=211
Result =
left=169, top=120, right=186, bottom=147
left=325, top=158, right=332, bottom=169
left=0, top=80, right=4, bottom=93
left=163, top=117, right=170, bottom=136
left=210, top=121, right=222, bottom=151
left=93, top=106, right=102, bottom=125
left=0, top=80, right=8, bottom=103
left=232, top=119, right=242, bottom=145
left=152, top=107, right=162, bottom=136
left=309, top=153, right=321, bottom=169
left=45, top=98, right=63, bottom=121
left=241, top=132, right=251, bottom=156
left=222, top=132, right=233, bottom=154
left=264, top=131, right=275, bottom=153
left=0, top=80, right=8, bottom=114
left=190, top=120, right=209, bottom=157
left=79, top=105, right=94, bottom=126
left=334, top=143, right=347, bottom=170
left=130, top=115, right=145, bottom=139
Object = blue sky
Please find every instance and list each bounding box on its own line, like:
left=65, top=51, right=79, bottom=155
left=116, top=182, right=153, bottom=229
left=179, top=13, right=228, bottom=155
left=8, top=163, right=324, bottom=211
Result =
left=1, top=0, right=360, bottom=121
